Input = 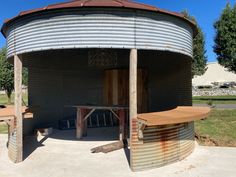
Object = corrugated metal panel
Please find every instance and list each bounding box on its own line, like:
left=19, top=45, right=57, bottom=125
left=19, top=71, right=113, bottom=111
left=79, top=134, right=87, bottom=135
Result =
left=2, top=0, right=196, bottom=36
left=27, top=67, right=64, bottom=132
left=131, top=119, right=195, bottom=171
left=174, top=57, right=192, bottom=106
left=146, top=52, right=192, bottom=111
left=8, top=128, right=18, bottom=162
left=5, top=8, right=193, bottom=58
left=131, top=58, right=193, bottom=171
left=26, top=50, right=106, bottom=134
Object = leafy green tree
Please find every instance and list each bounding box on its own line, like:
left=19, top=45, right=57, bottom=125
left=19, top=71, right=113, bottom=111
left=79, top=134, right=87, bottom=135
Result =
left=23, top=68, right=28, bottom=86
left=0, top=47, right=28, bottom=104
left=181, top=10, right=207, bottom=77
left=214, top=3, right=236, bottom=72
left=0, top=47, right=14, bottom=104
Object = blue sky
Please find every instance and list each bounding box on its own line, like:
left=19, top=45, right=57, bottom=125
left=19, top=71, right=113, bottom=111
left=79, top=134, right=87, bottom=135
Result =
left=0, top=0, right=235, bottom=62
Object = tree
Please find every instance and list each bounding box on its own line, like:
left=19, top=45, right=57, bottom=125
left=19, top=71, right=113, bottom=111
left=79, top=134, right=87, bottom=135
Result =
left=23, top=68, right=28, bottom=86
left=214, top=3, right=236, bottom=72
left=0, top=47, right=28, bottom=104
left=181, top=10, right=207, bottom=77
left=0, top=47, right=14, bottom=104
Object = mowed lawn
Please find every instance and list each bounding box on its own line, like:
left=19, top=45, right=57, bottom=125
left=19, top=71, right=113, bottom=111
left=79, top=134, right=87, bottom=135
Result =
left=195, top=109, right=236, bottom=146
left=0, top=123, right=8, bottom=134
left=0, top=93, right=28, bottom=134
left=0, top=93, right=28, bottom=105
left=193, top=95, right=236, bottom=104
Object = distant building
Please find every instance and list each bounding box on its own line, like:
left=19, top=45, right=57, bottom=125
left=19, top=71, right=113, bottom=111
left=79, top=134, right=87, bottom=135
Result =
left=192, top=62, right=236, bottom=88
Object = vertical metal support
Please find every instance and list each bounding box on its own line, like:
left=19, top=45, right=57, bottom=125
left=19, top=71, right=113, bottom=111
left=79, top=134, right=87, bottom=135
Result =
left=129, top=49, right=137, bottom=170
left=14, top=54, right=23, bottom=162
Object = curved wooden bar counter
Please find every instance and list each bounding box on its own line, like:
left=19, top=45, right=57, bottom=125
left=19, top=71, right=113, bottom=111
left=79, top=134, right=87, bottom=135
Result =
left=138, top=106, right=211, bottom=126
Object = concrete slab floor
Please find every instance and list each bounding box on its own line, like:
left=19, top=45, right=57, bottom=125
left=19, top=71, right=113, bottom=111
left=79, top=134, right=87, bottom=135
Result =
left=0, top=128, right=236, bottom=177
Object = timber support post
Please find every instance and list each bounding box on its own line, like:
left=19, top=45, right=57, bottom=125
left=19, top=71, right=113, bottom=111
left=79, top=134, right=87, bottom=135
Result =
left=76, top=108, right=83, bottom=139
left=9, top=54, right=23, bottom=162
left=118, top=109, right=125, bottom=140
left=129, top=49, right=138, bottom=170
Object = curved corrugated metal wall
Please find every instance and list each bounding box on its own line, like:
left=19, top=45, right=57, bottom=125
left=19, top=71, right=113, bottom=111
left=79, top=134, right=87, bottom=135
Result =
left=131, top=120, right=194, bottom=171
left=8, top=129, right=18, bottom=162
left=131, top=56, right=193, bottom=171
left=5, top=8, right=193, bottom=58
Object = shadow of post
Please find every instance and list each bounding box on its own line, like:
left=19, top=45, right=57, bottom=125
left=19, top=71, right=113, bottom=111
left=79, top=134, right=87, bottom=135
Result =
left=123, top=147, right=130, bottom=165
left=23, top=135, right=48, bottom=160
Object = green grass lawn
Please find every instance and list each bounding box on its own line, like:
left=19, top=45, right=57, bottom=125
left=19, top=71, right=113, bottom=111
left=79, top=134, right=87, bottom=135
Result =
left=193, top=95, right=236, bottom=104
left=0, top=93, right=28, bottom=134
left=195, top=109, right=236, bottom=146
left=0, top=123, right=8, bottom=134
left=0, top=93, right=28, bottom=105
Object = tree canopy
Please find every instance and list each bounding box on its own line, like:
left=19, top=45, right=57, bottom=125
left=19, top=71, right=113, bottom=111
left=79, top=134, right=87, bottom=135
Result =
left=0, top=47, right=28, bottom=104
left=0, top=47, right=14, bottom=103
left=181, top=10, right=207, bottom=77
left=214, top=3, right=236, bottom=72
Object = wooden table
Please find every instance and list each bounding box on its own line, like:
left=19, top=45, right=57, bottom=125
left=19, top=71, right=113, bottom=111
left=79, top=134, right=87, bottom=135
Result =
left=0, top=106, right=33, bottom=122
left=67, top=105, right=128, bottom=140
left=0, top=106, right=34, bottom=138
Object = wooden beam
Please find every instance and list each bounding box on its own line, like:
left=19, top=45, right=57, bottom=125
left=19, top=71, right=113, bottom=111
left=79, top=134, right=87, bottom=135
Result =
left=91, top=140, right=128, bottom=153
left=14, top=54, right=23, bottom=162
left=0, top=116, right=14, bottom=121
left=129, top=49, right=137, bottom=169
left=83, top=109, right=95, bottom=121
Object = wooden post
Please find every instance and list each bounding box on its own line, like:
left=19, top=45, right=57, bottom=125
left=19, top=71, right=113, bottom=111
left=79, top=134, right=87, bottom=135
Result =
left=14, top=54, right=23, bottom=162
left=129, top=49, right=137, bottom=169
left=118, top=109, right=125, bottom=140
left=83, top=109, right=88, bottom=137
left=76, top=108, right=83, bottom=139
left=129, top=49, right=138, bottom=123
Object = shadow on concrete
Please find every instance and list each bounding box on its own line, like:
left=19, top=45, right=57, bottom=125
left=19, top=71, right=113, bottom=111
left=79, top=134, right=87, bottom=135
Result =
left=23, top=128, right=131, bottom=168
left=124, top=147, right=130, bottom=166
left=23, top=135, right=48, bottom=160
left=23, top=127, right=120, bottom=160
left=49, top=127, right=120, bottom=141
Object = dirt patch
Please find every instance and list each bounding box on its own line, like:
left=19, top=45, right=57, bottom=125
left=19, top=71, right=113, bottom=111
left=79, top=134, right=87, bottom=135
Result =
left=195, top=133, right=236, bottom=147
left=195, top=133, right=218, bottom=146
